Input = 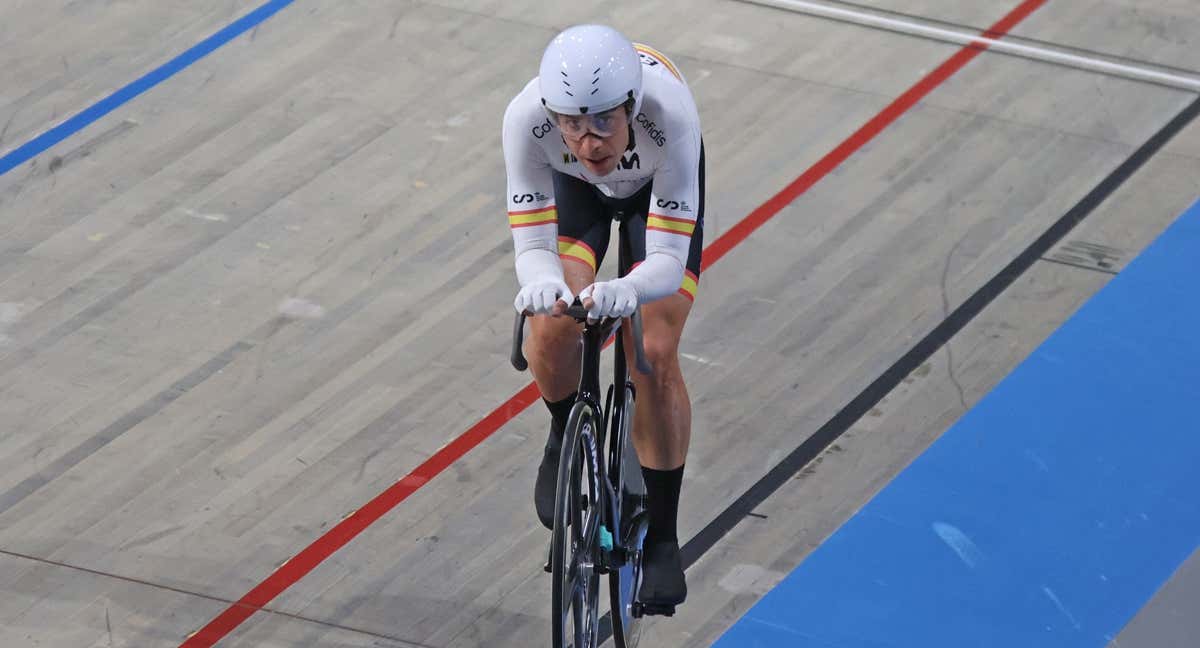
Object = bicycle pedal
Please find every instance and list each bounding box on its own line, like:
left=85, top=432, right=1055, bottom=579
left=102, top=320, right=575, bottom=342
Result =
left=631, top=601, right=676, bottom=618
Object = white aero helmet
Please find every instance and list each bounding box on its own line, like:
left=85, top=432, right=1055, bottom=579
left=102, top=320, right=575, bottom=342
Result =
left=539, top=24, right=643, bottom=117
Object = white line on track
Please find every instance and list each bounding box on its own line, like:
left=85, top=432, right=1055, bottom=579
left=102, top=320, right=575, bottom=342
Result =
left=681, top=352, right=722, bottom=366
left=739, top=0, right=1200, bottom=93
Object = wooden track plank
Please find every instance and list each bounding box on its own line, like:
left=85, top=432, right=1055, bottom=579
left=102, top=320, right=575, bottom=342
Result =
left=1, top=1, right=1198, bottom=646
left=0, top=2, right=263, bottom=152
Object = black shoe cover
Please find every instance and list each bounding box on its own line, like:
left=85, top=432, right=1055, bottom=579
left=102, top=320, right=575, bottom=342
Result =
left=534, top=430, right=562, bottom=530
left=638, top=539, right=687, bottom=606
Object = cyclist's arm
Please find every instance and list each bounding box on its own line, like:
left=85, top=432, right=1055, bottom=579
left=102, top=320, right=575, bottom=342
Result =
left=502, top=92, right=564, bottom=289
left=627, top=113, right=702, bottom=303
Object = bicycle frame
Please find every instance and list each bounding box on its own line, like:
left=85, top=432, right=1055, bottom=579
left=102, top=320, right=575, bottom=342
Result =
left=510, top=223, right=656, bottom=646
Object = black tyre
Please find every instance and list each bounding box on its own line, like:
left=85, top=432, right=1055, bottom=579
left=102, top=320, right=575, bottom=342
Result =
left=608, top=386, right=648, bottom=648
left=551, top=401, right=603, bottom=648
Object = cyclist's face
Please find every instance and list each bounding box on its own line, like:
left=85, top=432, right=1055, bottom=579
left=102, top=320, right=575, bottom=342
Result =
left=557, top=107, right=630, bottom=177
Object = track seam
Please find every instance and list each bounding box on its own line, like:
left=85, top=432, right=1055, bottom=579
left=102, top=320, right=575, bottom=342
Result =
left=0, top=549, right=434, bottom=647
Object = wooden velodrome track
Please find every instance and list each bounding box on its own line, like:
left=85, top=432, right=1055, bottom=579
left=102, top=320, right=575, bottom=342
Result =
left=2, top=1, right=1199, bottom=646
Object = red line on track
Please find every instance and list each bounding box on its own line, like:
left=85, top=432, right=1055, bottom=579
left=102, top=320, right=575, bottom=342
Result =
left=181, top=1, right=1045, bottom=644
left=703, top=0, right=1046, bottom=269
left=180, top=383, right=544, bottom=646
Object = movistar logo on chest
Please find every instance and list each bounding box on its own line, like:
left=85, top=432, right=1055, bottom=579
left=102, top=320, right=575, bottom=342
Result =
left=635, top=113, right=666, bottom=147
left=561, top=152, right=639, bottom=170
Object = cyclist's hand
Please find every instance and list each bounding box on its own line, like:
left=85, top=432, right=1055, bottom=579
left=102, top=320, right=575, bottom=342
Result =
left=579, top=279, right=637, bottom=320
left=515, top=279, right=573, bottom=316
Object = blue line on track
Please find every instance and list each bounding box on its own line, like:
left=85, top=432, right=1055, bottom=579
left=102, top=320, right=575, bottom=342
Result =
left=715, top=199, right=1200, bottom=647
left=0, top=0, right=294, bottom=177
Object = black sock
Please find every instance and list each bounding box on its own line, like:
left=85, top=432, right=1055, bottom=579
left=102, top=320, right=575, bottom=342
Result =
left=544, top=393, right=577, bottom=442
left=641, top=464, right=684, bottom=544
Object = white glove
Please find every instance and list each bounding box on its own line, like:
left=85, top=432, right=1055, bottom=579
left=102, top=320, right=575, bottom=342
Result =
left=514, top=248, right=573, bottom=315
left=515, top=279, right=573, bottom=315
left=579, top=278, right=638, bottom=320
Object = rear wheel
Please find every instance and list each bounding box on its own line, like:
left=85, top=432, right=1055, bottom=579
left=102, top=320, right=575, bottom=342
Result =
left=608, top=386, right=647, bottom=648
left=551, top=401, right=602, bottom=648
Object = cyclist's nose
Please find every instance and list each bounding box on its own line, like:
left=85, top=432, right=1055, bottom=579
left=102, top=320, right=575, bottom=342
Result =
left=579, top=134, right=607, bottom=153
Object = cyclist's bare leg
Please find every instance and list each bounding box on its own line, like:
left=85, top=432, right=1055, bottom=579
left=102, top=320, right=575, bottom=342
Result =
left=525, top=260, right=596, bottom=401
left=623, top=293, right=692, bottom=469
left=622, top=292, right=692, bottom=607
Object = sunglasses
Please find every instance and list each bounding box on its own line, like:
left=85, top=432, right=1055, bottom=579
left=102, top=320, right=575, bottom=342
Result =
left=552, top=105, right=628, bottom=139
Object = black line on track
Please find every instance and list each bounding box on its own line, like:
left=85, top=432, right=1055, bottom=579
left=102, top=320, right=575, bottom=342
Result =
left=599, top=94, right=1200, bottom=646
left=0, top=549, right=436, bottom=647
left=681, top=93, right=1200, bottom=570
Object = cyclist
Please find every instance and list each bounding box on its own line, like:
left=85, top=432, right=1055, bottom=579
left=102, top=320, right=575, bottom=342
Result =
left=502, top=24, right=704, bottom=610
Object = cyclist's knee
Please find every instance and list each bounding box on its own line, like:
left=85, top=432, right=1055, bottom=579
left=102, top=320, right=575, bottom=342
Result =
left=635, top=301, right=688, bottom=374
left=640, top=333, right=680, bottom=373
left=632, top=333, right=685, bottom=394
left=527, top=315, right=581, bottom=362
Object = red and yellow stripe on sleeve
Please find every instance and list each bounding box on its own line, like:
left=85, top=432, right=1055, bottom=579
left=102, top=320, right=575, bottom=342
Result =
left=558, top=236, right=597, bottom=273
left=678, top=269, right=699, bottom=302
left=646, top=213, right=696, bottom=237
left=630, top=261, right=700, bottom=302
left=508, top=206, right=557, bottom=229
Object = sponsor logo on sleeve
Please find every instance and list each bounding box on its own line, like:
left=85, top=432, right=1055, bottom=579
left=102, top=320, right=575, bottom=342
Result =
left=513, top=191, right=550, bottom=204
left=635, top=113, right=666, bottom=147
left=655, top=198, right=691, bottom=212
left=532, top=118, right=553, bottom=139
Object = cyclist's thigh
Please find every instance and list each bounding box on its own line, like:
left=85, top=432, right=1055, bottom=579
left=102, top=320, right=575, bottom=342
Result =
left=617, top=220, right=697, bottom=363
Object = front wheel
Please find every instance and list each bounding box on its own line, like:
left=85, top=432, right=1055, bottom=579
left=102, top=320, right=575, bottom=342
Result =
left=551, top=401, right=602, bottom=648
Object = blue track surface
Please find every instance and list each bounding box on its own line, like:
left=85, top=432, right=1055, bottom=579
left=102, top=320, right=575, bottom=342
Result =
left=716, top=200, right=1200, bottom=647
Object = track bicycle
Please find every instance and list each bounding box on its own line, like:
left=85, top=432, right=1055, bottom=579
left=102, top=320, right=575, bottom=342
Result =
left=512, top=289, right=670, bottom=647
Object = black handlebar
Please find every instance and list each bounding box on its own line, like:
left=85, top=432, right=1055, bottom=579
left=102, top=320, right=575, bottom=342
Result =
left=510, top=310, right=530, bottom=372
left=628, top=309, right=652, bottom=376
left=510, top=304, right=652, bottom=376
